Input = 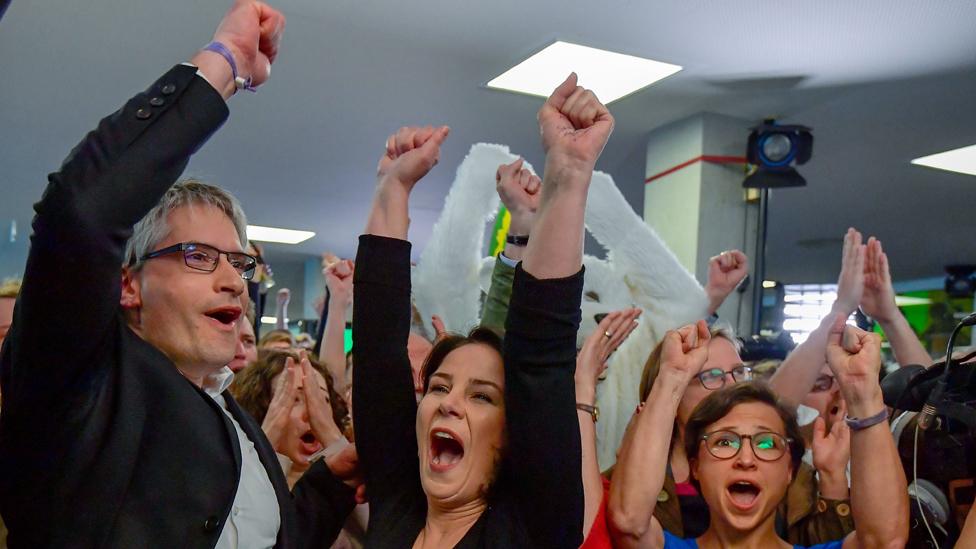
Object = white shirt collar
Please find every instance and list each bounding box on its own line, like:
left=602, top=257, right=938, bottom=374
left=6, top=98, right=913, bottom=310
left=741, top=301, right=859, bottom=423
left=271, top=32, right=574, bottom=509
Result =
left=202, top=366, right=235, bottom=397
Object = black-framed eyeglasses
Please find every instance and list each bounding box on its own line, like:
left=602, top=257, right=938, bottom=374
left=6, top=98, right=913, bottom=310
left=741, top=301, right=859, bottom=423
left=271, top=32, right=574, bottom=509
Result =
left=140, top=242, right=257, bottom=280
left=696, top=364, right=753, bottom=390
left=701, top=430, right=792, bottom=461
left=811, top=374, right=835, bottom=393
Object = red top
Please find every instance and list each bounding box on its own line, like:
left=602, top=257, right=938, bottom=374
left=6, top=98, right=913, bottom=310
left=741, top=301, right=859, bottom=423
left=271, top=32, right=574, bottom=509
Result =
left=674, top=481, right=698, bottom=497
left=580, top=478, right=613, bottom=548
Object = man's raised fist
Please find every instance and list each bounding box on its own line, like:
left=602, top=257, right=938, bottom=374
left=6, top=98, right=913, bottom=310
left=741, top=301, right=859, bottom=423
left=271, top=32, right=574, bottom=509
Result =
left=212, top=0, right=285, bottom=88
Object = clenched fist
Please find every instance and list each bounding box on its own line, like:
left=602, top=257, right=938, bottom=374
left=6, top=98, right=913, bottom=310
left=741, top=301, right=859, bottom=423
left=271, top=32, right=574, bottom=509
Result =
left=211, top=0, right=285, bottom=88
left=659, top=320, right=711, bottom=384
left=377, top=125, right=450, bottom=191
left=496, top=158, right=541, bottom=235
left=538, top=73, right=614, bottom=172
left=825, top=314, right=883, bottom=415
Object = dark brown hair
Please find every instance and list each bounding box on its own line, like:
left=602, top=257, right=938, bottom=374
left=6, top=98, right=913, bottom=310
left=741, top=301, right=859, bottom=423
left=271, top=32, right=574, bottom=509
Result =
left=231, top=349, right=349, bottom=436
left=420, top=327, right=504, bottom=393
left=683, top=381, right=804, bottom=491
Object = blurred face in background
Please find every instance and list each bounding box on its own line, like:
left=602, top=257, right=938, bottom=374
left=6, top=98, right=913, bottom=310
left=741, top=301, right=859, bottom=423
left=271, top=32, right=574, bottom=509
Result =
left=271, top=367, right=332, bottom=472
left=228, top=320, right=258, bottom=373
left=801, top=363, right=843, bottom=422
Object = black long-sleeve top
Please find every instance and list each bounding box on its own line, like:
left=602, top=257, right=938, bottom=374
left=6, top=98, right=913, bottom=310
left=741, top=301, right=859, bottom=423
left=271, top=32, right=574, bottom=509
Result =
left=352, top=234, right=584, bottom=548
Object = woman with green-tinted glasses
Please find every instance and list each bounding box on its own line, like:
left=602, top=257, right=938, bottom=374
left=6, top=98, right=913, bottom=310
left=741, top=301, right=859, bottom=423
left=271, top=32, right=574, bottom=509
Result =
left=608, top=319, right=908, bottom=549
left=605, top=323, right=855, bottom=546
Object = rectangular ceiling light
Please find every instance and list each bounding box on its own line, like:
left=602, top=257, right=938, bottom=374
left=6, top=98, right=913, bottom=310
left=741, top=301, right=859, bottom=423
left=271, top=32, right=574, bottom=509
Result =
left=246, top=225, right=315, bottom=245
left=487, top=41, right=682, bottom=104
left=911, top=144, right=976, bottom=176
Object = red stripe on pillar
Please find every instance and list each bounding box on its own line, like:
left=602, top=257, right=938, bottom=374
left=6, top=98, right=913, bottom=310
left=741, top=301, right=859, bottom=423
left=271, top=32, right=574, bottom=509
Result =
left=645, top=155, right=748, bottom=184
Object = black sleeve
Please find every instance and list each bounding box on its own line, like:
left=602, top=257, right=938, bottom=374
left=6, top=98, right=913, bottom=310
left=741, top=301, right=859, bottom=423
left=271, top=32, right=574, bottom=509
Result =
left=503, top=264, right=585, bottom=549
left=292, top=460, right=357, bottom=548
left=0, top=65, right=228, bottom=411
left=351, top=235, right=422, bottom=503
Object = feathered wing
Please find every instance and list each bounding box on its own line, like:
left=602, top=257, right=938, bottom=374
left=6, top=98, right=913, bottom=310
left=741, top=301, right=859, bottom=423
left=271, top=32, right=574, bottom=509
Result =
left=585, top=171, right=709, bottom=340
left=584, top=171, right=710, bottom=469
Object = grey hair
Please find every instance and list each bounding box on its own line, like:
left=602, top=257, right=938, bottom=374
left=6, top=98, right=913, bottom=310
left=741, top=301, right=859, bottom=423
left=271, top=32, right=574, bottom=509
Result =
left=710, top=320, right=742, bottom=353
left=124, top=179, right=248, bottom=268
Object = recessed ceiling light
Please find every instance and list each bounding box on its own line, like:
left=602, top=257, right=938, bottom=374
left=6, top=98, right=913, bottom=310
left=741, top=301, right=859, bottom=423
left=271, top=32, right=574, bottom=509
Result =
left=247, top=225, right=315, bottom=245
left=486, top=41, right=682, bottom=104
left=911, top=144, right=976, bottom=177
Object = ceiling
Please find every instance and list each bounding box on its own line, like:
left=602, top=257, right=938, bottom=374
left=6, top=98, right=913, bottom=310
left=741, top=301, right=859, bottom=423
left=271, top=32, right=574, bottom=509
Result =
left=1, top=0, right=975, bottom=284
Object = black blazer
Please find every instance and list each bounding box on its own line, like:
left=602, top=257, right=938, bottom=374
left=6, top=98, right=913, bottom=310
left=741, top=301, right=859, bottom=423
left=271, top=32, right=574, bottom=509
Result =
left=0, top=65, right=353, bottom=548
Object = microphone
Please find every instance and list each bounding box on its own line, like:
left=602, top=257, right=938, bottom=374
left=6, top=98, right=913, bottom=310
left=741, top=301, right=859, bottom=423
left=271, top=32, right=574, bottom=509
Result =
left=918, top=312, right=976, bottom=430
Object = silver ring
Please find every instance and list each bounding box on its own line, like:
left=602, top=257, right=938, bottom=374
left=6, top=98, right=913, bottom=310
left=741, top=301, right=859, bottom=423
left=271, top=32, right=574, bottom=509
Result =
left=604, top=330, right=613, bottom=339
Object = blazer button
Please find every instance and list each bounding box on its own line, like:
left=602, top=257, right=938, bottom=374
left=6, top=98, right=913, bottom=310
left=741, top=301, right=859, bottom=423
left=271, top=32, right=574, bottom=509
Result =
left=203, top=516, right=219, bottom=532
left=161, top=83, right=176, bottom=95
left=149, top=96, right=165, bottom=107
left=135, top=108, right=152, bottom=120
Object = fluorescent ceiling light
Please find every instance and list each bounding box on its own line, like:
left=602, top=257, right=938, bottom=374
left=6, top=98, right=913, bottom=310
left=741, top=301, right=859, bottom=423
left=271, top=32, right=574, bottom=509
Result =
left=487, top=41, right=682, bottom=104
left=762, top=280, right=777, bottom=289
left=247, top=225, right=315, bottom=245
left=261, top=316, right=278, bottom=324
left=911, top=144, right=976, bottom=177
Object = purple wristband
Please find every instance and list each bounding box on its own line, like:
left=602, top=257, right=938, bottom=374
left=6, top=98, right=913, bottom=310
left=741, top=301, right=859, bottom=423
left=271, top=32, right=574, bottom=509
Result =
left=844, top=407, right=889, bottom=431
left=203, top=41, right=256, bottom=93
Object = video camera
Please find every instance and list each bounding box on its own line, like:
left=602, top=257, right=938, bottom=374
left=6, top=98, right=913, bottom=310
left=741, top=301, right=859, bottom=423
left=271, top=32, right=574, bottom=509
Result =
left=881, top=313, right=976, bottom=547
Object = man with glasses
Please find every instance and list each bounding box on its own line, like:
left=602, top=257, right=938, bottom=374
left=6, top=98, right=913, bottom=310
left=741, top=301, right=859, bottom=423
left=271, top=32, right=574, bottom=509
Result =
left=0, top=2, right=358, bottom=547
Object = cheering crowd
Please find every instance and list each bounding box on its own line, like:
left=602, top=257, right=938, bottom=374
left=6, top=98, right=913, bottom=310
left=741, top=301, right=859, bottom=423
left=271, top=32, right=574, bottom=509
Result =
left=0, top=1, right=974, bottom=548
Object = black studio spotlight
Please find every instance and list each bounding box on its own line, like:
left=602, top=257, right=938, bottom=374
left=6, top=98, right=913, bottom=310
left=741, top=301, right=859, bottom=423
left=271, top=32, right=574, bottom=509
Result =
left=743, top=119, right=813, bottom=188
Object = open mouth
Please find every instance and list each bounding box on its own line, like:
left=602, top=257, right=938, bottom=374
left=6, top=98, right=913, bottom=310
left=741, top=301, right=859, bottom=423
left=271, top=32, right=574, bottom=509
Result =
left=429, top=428, right=465, bottom=472
left=299, top=431, right=322, bottom=455
left=727, top=480, right=761, bottom=509
left=204, top=307, right=242, bottom=326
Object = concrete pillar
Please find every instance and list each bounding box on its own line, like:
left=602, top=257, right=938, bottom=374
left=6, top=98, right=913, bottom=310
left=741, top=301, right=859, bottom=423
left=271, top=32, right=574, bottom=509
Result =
left=644, top=112, right=759, bottom=335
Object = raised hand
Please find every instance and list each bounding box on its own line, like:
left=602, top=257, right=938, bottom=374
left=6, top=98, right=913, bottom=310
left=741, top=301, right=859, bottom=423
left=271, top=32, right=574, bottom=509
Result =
left=325, top=259, right=354, bottom=305
left=377, top=125, right=450, bottom=192
left=276, top=287, right=291, bottom=307
left=576, top=308, right=642, bottom=391
left=861, top=236, right=898, bottom=323
left=367, top=125, right=450, bottom=238
left=211, top=0, right=285, bottom=88
left=812, top=403, right=851, bottom=498
left=825, top=314, right=883, bottom=415
left=538, top=73, right=615, bottom=173
left=295, top=352, right=345, bottom=451
left=659, top=320, right=711, bottom=383
left=431, top=315, right=448, bottom=343
left=705, top=250, right=748, bottom=314
left=262, top=358, right=300, bottom=454
left=833, top=228, right=865, bottom=317
left=496, top=158, right=542, bottom=235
